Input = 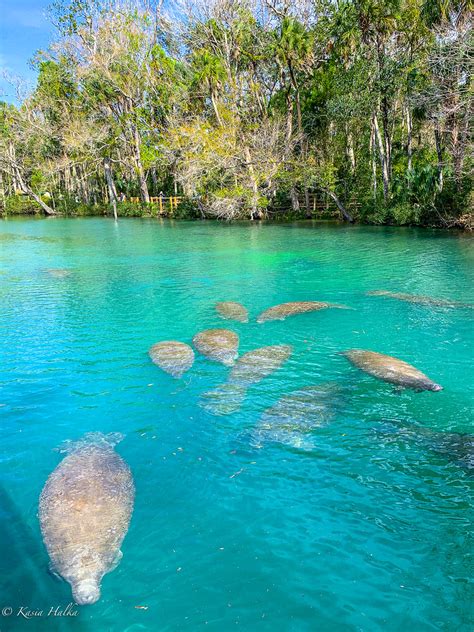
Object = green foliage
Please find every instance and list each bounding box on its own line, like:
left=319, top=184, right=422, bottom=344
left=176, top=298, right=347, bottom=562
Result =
left=0, top=0, right=471, bottom=227
left=173, top=198, right=201, bottom=219
left=3, top=195, right=41, bottom=215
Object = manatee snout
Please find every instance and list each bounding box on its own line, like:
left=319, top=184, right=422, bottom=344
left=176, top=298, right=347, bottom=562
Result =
left=72, top=580, right=101, bottom=605
left=429, top=383, right=443, bottom=392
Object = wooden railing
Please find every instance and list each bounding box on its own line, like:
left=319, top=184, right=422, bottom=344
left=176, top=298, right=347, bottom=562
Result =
left=297, top=195, right=361, bottom=215
left=122, top=196, right=182, bottom=214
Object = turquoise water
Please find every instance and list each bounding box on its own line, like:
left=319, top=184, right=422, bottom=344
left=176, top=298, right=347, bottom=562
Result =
left=0, top=218, right=473, bottom=631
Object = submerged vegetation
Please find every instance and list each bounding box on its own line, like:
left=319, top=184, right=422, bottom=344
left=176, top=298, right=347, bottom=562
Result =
left=0, top=0, right=472, bottom=227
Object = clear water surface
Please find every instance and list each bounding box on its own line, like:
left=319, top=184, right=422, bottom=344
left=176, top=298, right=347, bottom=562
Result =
left=0, top=218, right=472, bottom=632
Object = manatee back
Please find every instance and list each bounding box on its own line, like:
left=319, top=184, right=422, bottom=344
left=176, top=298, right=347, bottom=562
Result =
left=39, top=446, right=134, bottom=581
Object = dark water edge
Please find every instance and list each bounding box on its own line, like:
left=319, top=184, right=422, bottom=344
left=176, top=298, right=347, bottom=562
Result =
left=1, top=213, right=473, bottom=234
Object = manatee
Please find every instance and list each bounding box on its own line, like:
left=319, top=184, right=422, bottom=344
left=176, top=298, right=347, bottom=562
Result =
left=46, top=269, right=71, bottom=278
left=342, top=349, right=442, bottom=392
left=148, top=341, right=194, bottom=378
left=367, top=290, right=473, bottom=310
left=192, top=328, right=239, bottom=366
left=229, top=345, right=293, bottom=386
left=375, top=420, right=474, bottom=470
left=200, top=383, right=247, bottom=416
left=252, top=384, right=340, bottom=449
left=200, top=345, right=292, bottom=415
left=257, top=301, right=348, bottom=323
left=215, top=301, right=249, bottom=323
left=39, top=433, right=134, bottom=605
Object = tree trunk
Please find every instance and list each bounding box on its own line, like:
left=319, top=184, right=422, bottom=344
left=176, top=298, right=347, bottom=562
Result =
left=151, top=168, right=158, bottom=194
left=211, top=90, right=223, bottom=127
left=450, top=117, right=462, bottom=187
left=346, top=126, right=356, bottom=172
left=304, top=188, right=311, bottom=218
left=405, top=106, right=413, bottom=172
left=290, top=187, right=300, bottom=213
left=324, top=188, right=354, bottom=223
left=370, top=118, right=377, bottom=200
left=245, top=146, right=260, bottom=220
left=381, top=99, right=392, bottom=180
left=10, top=166, right=55, bottom=215
left=132, top=124, right=150, bottom=203
left=26, top=187, right=55, bottom=215
left=0, top=171, right=6, bottom=212
left=104, top=157, right=118, bottom=221
left=285, top=89, right=293, bottom=142
left=434, top=123, right=444, bottom=192
left=8, top=143, right=21, bottom=192
left=373, top=114, right=389, bottom=200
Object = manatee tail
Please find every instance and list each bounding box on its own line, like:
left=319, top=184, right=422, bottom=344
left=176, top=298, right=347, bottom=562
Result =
left=56, top=432, right=125, bottom=454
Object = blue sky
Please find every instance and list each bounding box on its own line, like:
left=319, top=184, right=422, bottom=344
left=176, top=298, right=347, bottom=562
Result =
left=0, top=0, right=54, bottom=103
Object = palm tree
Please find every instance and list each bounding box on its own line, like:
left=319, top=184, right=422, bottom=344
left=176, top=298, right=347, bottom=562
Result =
left=274, top=18, right=314, bottom=135
left=191, top=50, right=227, bottom=126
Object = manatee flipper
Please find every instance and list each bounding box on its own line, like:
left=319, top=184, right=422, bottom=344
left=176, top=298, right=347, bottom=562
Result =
left=48, top=562, right=63, bottom=582
left=108, top=550, right=123, bottom=573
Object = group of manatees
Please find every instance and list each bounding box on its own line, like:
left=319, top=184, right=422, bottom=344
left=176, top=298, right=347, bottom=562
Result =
left=38, top=291, right=469, bottom=607
left=147, top=295, right=452, bottom=445
left=148, top=297, right=446, bottom=394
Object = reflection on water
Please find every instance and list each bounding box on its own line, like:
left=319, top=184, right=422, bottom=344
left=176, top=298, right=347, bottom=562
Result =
left=0, top=218, right=473, bottom=631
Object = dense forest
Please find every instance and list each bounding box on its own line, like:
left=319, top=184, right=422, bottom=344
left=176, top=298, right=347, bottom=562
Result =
left=0, top=0, right=472, bottom=226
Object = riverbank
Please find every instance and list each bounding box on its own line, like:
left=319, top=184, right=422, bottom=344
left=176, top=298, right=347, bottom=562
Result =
left=2, top=195, right=473, bottom=229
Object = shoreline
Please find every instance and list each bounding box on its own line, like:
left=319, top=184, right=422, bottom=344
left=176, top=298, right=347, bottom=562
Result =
left=1, top=213, right=472, bottom=233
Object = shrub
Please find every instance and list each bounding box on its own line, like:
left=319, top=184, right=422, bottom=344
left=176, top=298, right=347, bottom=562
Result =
left=3, top=195, right=41, bottom=215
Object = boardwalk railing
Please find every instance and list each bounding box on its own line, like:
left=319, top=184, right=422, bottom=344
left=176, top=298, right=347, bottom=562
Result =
left=122, top=196, right=182, bottom=214
left=120, top=194, right=359, bottom=219
left=297, top=195, right=361, bottom=216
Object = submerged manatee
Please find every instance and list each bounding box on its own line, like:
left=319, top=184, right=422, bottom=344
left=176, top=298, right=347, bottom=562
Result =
left=257, top=301, right=348, bottom=323
left=192, top=329, right=239, bottom=366
left=215, top=301, right=249, bottom=323
left=149, top=341, right=194, bottom=378
left=229, top=345, right=293, bottom=386
left=252, top=384, right=340, bottom=450
left=201, top=345, right=292, bottom=415
left=200, top=383, right=247, bottom=416
left=39, top=434, right=134, bottom=605
left=367, top=290, right=473, bottom=310
left=342, top=349, right=442, bottom=392
left=375, top=420, right=474, bottom=470
left=45, top=269, right=71, bottom=278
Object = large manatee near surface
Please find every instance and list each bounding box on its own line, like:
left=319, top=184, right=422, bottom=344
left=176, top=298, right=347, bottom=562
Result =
left=149, top=341, right=194, bottom=378
left=252, top=383, right=340, bottom=450
left=200, top=345, right=292, bottom=415
left=39, top=434, right=134, bottom=605
left=215, top=301, right=249, bottom=323
left=367, top=290, right=473, bottom=310
left=342, top=349, right=442, bottom=392
left=192, top=328, right=239, bottom=366
left=257, top=301, right=348, bottom=323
